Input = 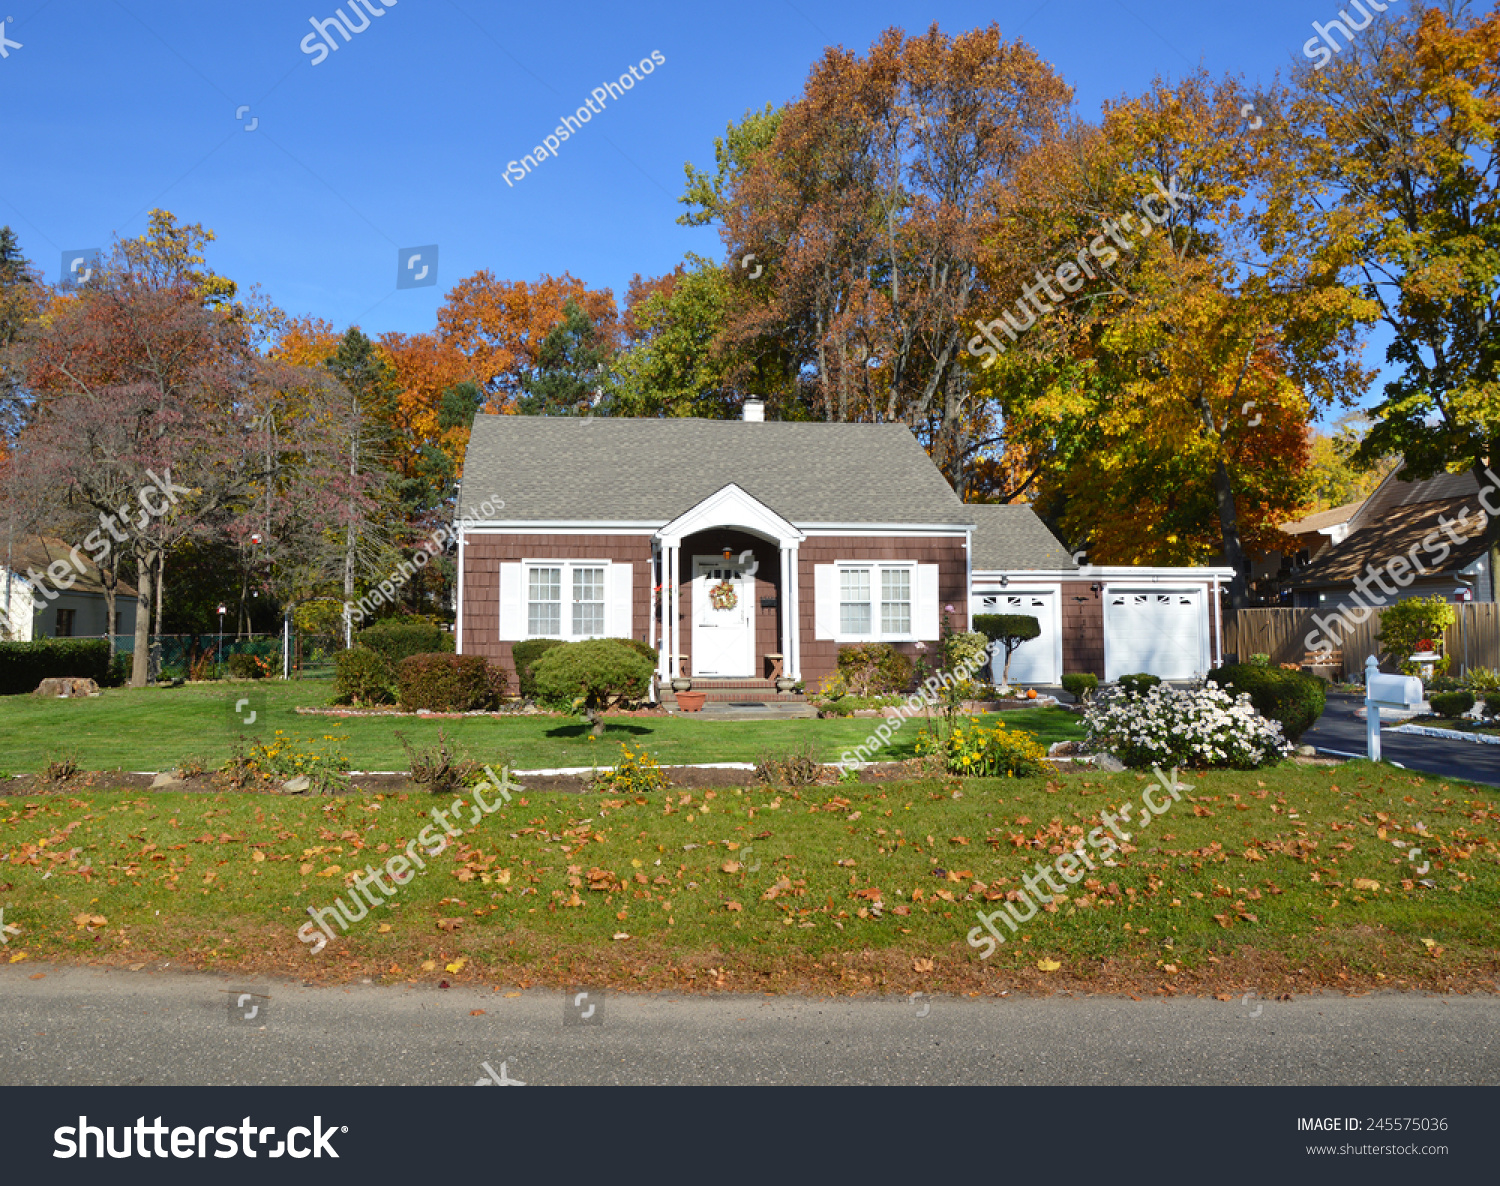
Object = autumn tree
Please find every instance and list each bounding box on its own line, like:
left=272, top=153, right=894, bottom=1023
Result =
left=698, top=24, right=1072, bottom=483
left=437, top=272, right=617, bottom=412
left=975, top=71, right=1375, bottom=603
left=1281, top=3, right=1500, bottom=553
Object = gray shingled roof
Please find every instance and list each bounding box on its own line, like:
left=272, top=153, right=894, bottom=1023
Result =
left=457, top=416, right=971, bottom=526
left=968, top=504, right=1078, bottom=571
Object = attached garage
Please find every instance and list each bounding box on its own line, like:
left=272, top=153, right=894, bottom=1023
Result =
left=1102, top=587, right=1208, bottom=681
left=974, top=588, right=1061, bottom=685
left=966, top=504, right=1229, bottom=684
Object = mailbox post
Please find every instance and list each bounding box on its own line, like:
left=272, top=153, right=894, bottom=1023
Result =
left=1364, top=655, right=1426, bottom=762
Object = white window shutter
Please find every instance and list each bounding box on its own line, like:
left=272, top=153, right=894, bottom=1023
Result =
left=607, top=562, right=632, bottom=638
left=813, top=564, right=838, bottom=639
left=916, top=563, right=940, bottom=640
left=498, top=562, right=524, bottom=641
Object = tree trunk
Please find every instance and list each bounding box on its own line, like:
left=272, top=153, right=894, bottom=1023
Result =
left=1194, top=394, right=1251, bottom=609
left=130, top=545, right=157, bottom=688
left=152, top=552, right=165, bottom=636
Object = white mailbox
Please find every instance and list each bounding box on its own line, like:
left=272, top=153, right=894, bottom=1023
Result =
left=1364, top=656, right=1425, bottom=762
left=1368, top=671, right=1424, bottom=711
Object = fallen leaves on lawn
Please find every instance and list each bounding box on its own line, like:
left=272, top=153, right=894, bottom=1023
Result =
left=446, top=958, right=467, bottom=974
left=724, top=901, right=743, bottom=912
left=420, top=959, right=436, bottom=972
left=437, top=918, right=463, bottom=932
left=913, top=957, right=934, bottom=973
left=720, top=860, right=742, bottom=874
left=1037, top=959, right=1061, bottom=972
left=1353, top=878, right=1381, bottom=892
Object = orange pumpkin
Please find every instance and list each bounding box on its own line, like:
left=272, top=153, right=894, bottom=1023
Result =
left=1026, top=689, right=1038, bottom=699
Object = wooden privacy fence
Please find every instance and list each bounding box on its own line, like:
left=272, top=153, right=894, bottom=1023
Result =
left=1224, top=604, right=1500, bottom=679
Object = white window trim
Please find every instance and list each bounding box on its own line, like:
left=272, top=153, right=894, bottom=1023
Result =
left=833, top=560, right=918, bottom=643
left=521, top=559, right=612, bottom=642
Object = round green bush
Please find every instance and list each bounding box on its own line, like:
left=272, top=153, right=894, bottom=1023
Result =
left=512, top=638, right=567, bottom=700
left=1061, top=672, right=1098, bottom=703
left=530, top=638, right=656, bottom=717
left=1207, top=663, right=1327, bottom=742
left=356, top=621, right=453, bottom=666
left=396, top=653, right=506, bottom=712
left=1429, top=690, right=1475, bottom=720
left=333, top=647, right=395, bottom=705
left=1117, top=672, right=1161, bottom=697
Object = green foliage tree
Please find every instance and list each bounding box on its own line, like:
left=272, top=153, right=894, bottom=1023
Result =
left=530, top=638, right=655, bottom=736
left=974, top=613, right=1039, bottom=688
left=1376, top=595, right=1457, bottom=676
left=516, top=300, right=614, bottom=416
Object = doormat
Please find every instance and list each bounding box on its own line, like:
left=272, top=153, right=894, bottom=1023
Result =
left=726, top=702, right=770, bottom=709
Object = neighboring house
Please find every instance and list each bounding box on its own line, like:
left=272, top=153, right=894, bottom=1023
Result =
left=454, top=406, right=1234, bottom=689
left=454, top=403, right=972, bottom=693
left=0, top=536, right=138, bottom=641
left=1291, top=465, right=1493, bottom=609
left=1251, top=500, right=1362, bottom=599
left=968, top=505, right=1232, bottom=682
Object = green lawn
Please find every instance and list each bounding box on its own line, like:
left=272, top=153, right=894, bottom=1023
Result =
left=1, top=763, right=1494, bottom=995
left=0, top=675, right=1083, bottom=774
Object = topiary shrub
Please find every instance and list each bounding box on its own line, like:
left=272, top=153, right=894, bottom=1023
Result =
left=1061, top=673, right=1098, bottom=704
left=512, top=638, right=567, bottom=700
left=530, top=638, right=656, bottom=735
left=942, top=630, right=991, bottom=677
left=333, top=647, right=395, bottom=705
left=973, top=614, right=1040, bottom=687
left=356, top=620, right=452, bottom=667
left=1429, top=690, right=1474, bottom=720
left=1483, top=694, right=1500, bottom=720
left=836, top=643, right=914, bottom=695
left=0, top=638, right=113, bottom=696
left=396, top=653, right=506, bottom=712
left=1207, top=663, right=1327, bottom=742
left=1117, top=672, right=1162, bottom=697
left=617, top=638, right=659, bottom=666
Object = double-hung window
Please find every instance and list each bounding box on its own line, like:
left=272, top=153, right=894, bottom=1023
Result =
left=525, top=562, right=609, bottom=640
left=837, top=562, right=915, bottom=641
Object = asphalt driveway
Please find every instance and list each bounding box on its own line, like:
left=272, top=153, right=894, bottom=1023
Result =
left=1303, top=693, right=1500, bottom=787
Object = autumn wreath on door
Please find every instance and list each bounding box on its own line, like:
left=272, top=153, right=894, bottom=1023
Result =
left=709, top=578, right=738, bottom=610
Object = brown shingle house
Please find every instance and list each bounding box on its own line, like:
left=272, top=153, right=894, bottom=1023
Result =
left=452, top=404, right=973, bottom=692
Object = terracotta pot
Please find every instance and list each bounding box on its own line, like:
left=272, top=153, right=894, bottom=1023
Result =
left=676, top=691, right=707, bottom=712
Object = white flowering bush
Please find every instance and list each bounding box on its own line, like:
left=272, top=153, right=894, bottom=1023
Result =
left=1083, top=682, right=1291, bottom=769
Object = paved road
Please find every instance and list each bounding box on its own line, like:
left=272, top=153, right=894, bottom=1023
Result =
left=2, top=963, right=1496, bottom=1086
left=1302, top=693, right=1500, bottom=786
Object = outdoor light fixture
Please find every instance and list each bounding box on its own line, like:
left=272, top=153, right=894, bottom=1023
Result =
left=722, top=546, right=734, bottom=562
left=1090, top=583, right=1102, bottom=595
left=999, top=575, right=1010, bottom=587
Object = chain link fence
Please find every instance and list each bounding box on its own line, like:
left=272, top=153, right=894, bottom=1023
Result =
left=97, top=632, right=348, bottom=682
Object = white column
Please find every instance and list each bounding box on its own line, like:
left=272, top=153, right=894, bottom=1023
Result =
left=669, top=544, right=680, bottom=681
left=787, top=545, right=801, bottom=680
left=778, top=544, right=791, bottom=680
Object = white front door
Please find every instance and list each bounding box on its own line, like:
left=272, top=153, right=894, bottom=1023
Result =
left=692, top=557, right=754, bottom=677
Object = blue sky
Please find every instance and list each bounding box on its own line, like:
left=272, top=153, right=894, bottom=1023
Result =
left=1, top=0, right=1373, bottom=380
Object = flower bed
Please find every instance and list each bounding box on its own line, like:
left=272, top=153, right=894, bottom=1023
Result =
left=1083, top=682, right=1290, bottom=769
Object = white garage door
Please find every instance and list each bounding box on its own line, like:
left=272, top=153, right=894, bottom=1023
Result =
left=1105, top=589, right=1203, bottom=681
left=976, top=590, right=1059, bottom=685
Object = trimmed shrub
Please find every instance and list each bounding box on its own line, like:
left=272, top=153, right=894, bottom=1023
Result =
left=1085, top=683, right=1290, bottom=769
left=836, top=643, right=914, bottom=695
left=1429, top=690, right=1474, bottom=720
left=1207, top=663, right=1327, bottom=742
left=618, top=638, right=659, bottom=666
left=1061, top=672, right=1098, bottom=703
left=513, top=638, right=567, bottom=700
left=0, top=638, right=112, bottom=696
left=1483, top=694, right=1500, bottom=720
left=356, top=620, right=452, bottom=667
left=974, top=614, right=1041, bottom=686
left=530, top=638, right=656, bottom=734
left=333, top=647, right=395, bottom=705
left=396, top=653, right=506, bottom=712
left=942, top=630, right=991, bottom=676
left=1118, top=672, right=1162, bottom=697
